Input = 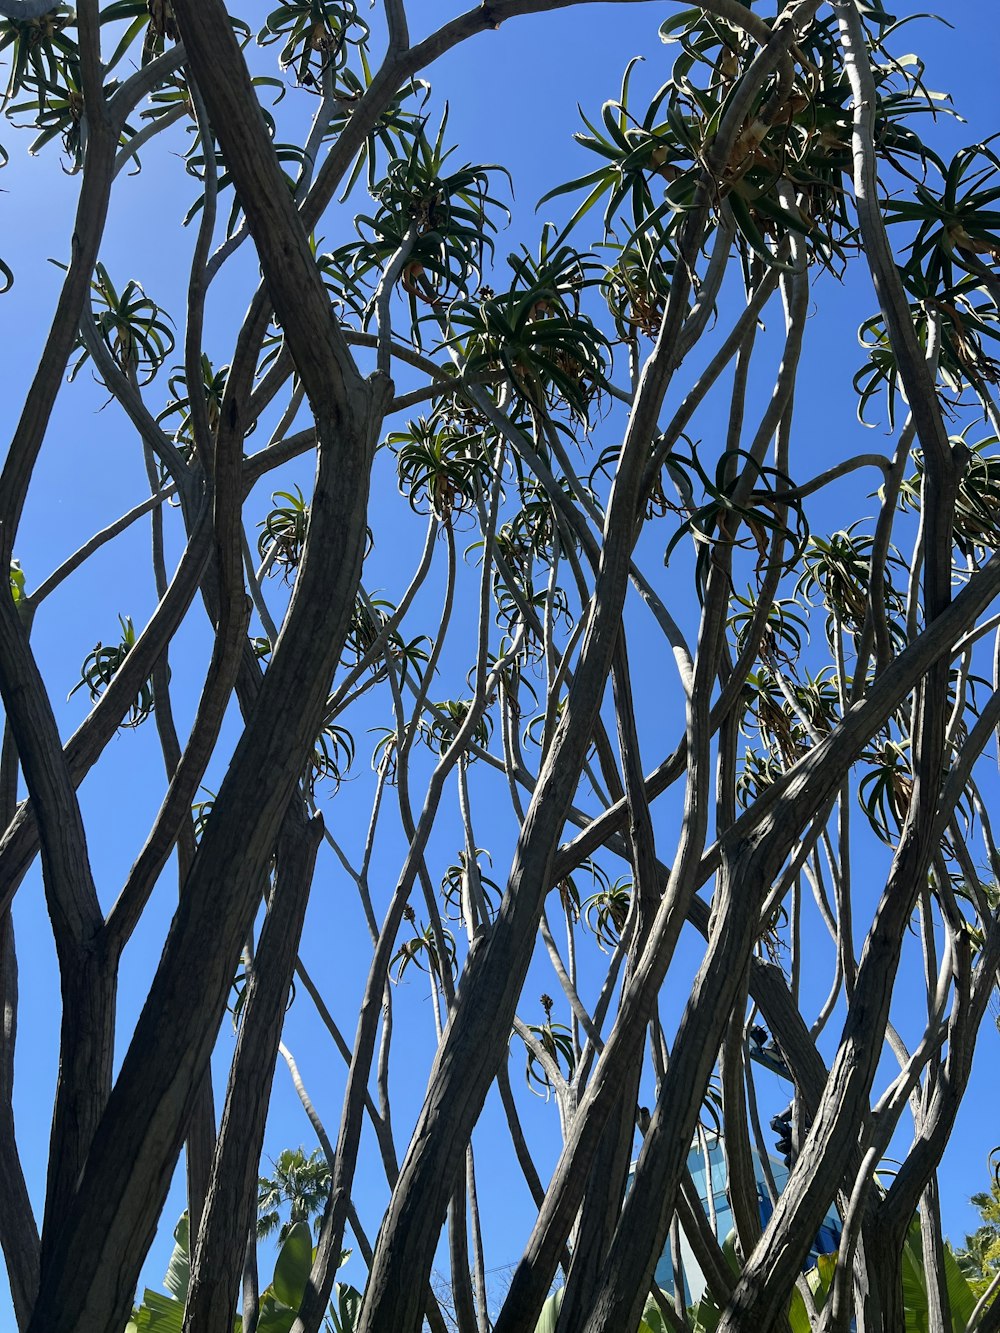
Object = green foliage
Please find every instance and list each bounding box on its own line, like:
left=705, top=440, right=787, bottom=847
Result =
left=657, top=447, right=809, bottom=599
left=130, top=1289, right=185, bottom=1333
left=158, top=355, right=230, bottom=448
left=129, top=1208, right=364, bottom=1333
left=957, top=1159, right=1000, bottom=1301
left=538, top=6, right=942, bottom=276
left=441, top=849, right=500, bottom=923
left=319, top=53, right=432, bottom=202
left=858, top=738, right=913, bottom=843
left=899, top=436, right=1000, bottom=561
left=446, top=241, right=612, bottom=425
left=69, top=614, right=156, bottom=728
left=259, top=0, right=368, bottom=87
left=420, top=699, right=493, bottom=756
left=0, top=5, right=76, bottom=108
left=796, top=526, right=905, bottom=649
left=900, top=1218, right=978, bottom=1332
left=130, top=1213, right=191, bottom=1332
left=331, top=108, right=510, bottom=342
left=162, top=1213, right=190, bottom=1304
left=686, top=1218, right=976, bottom=1333
left=8, top=55, right=110, bottom=166
left=520, top=995, right=577, bottom=1095
left=6, top=5, right=1000, bottom=1331
left=70, top=264, right=175, bottom=386
left=886, top=138, right=1000, bottom=299
left=601, top=225, right=678, bottom=342
left=99, top=1, right=178, bottom=71
left=391, top=912, right=457, bottom=983
left=583, top=875, right=632, bottom=952
left=389, top=414, right=494, bottom=520
left=306, top=707, right=356, bottom=797
left=339, top=593, right=429, bottom=688
left=257, top=1148, right=331, bottom=1242
left=729, top=592, right=809, bottom=665
left=258, top=487, right=310, bottom=579
left=185, top=133, right=308, bottom=237
left=8, top=558, right=25, bottom=606
left=533, top=1289, right=563, bottom=1333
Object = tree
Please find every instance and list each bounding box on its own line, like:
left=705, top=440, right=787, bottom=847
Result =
left=957, top=1157, right=1000, bottom=1309
left=1, top=2, right=999, bottom=1333
left=258, top=1148, right=333, bottom=1243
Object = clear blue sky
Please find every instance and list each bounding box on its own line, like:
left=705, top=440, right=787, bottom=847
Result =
left=2, top=0, right=999, bottom=1319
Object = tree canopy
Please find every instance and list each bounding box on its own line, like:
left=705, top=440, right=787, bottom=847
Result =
left=1, top=3, right=1000, bottom=1333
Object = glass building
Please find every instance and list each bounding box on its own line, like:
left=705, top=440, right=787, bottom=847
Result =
left=641, top=1132, right=842, bottom=1304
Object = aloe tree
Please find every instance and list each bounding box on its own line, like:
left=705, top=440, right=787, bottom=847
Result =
left=1, top=4, right=999, bottom=1333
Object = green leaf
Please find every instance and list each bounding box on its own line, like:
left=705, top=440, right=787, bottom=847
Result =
left=809, top=1250, right=836, bottom=1306
left=727, top=192, right=797, bottom=272
left=787, top=1285, right=812, bottom=1333
left=271, top=1220, right=313, bottom=1310
left=255, top=1299, right=297, bottom=1333
left=943, top=1240, right=978, bottom=1328
left=641, top=1295, right=671, bottom=1332
left=256, top=1301, right=296, bottom=1333
left=901, top=1220, right=931, bottom=1332
left=330, top=1281, right=364, bottom=1333
left=534, top=1288, right=563, bottom=1333
left=659, top=8, right=702, bottom=44
left=687, top=1290, right=721, bottom=1333
left=163, top=1213, right=190, bottom=1303
left=9, top=559, right=25, bottom=606
left=133, top=1290, right=183, bottom=1333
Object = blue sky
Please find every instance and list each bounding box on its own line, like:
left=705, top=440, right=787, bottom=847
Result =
left=2, top=0, right=1000, bottom=1319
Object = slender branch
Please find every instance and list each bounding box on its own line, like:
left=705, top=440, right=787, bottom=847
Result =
left=183, top=814, right=324, bottom=1333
